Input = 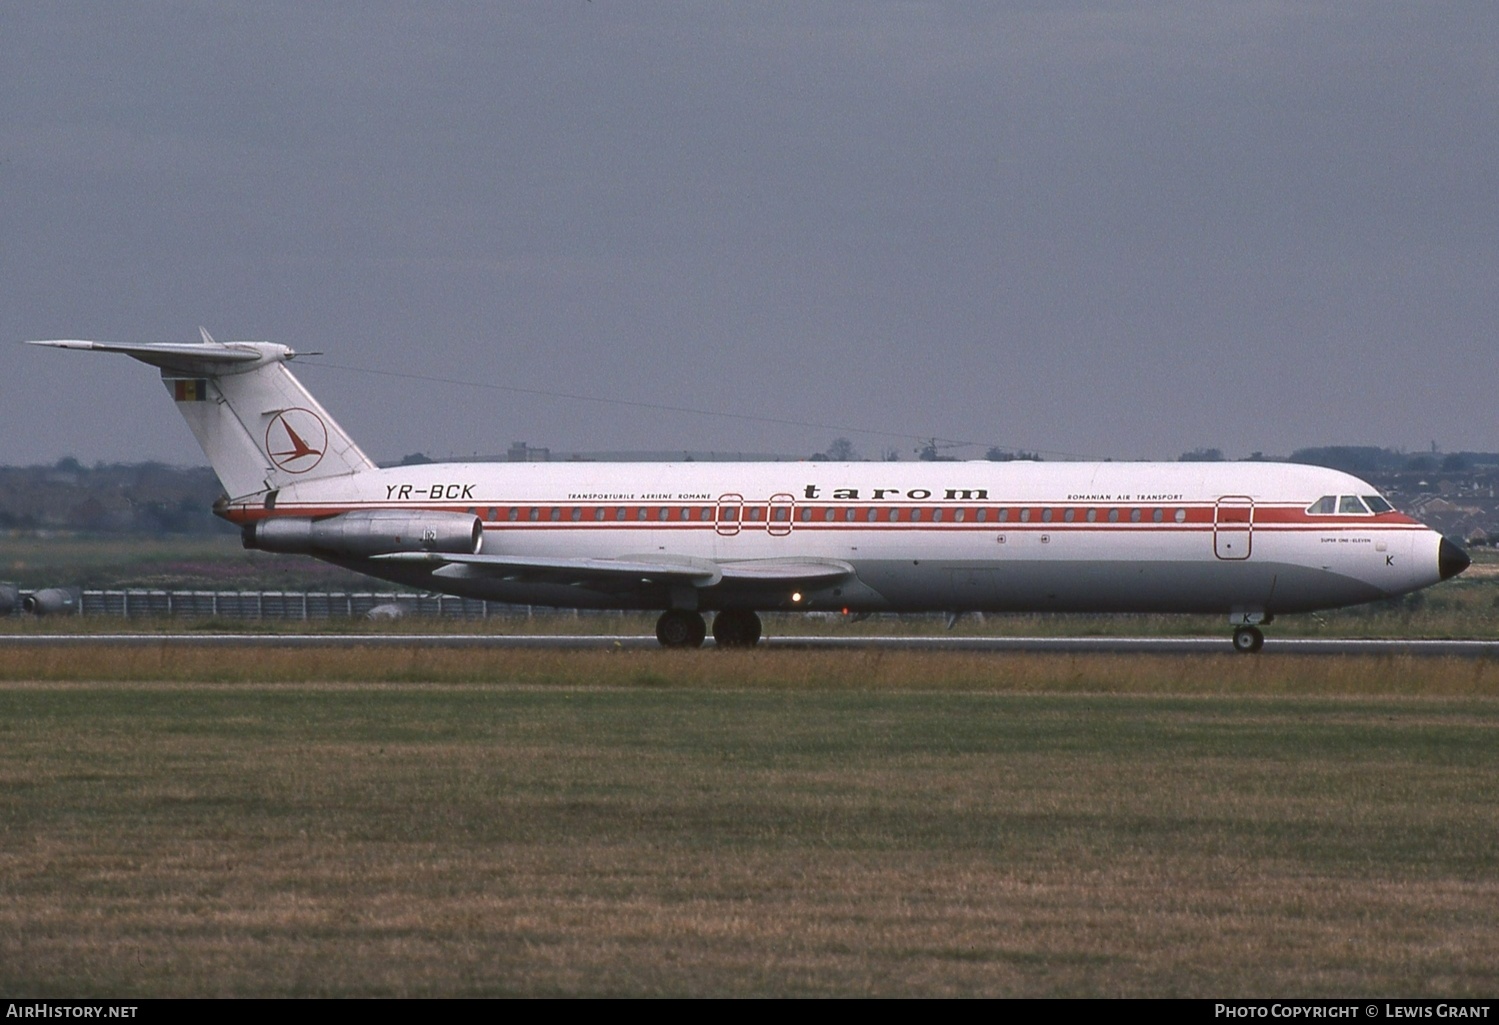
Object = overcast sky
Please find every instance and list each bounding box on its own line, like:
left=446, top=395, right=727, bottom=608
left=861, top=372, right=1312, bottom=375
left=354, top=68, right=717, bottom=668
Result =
left=4, top=2, right=1496, bottom=467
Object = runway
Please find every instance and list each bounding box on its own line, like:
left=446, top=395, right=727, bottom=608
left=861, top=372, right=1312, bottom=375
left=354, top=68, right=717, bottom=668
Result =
left=5, top=633, right=1499, bottom=656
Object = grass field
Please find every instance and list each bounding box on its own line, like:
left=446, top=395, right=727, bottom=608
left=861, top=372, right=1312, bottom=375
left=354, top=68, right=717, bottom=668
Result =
left=2, top=647, right=1498, bottom=996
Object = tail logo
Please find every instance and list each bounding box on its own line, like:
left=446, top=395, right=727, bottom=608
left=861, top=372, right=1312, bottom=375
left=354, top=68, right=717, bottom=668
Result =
left=265, top=408, right=328, bottom=473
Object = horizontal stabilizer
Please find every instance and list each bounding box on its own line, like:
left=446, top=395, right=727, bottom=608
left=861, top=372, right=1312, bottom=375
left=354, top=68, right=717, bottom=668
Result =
left=27, top=339, right=290, bottom=374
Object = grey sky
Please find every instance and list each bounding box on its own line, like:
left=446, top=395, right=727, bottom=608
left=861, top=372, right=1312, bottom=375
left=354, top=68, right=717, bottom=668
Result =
left=4, top=2, right=1496, bottom=466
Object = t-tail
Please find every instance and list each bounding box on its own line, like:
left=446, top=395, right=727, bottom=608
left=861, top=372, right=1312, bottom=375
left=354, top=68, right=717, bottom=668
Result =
left=27, top=330, right=375, bottom=499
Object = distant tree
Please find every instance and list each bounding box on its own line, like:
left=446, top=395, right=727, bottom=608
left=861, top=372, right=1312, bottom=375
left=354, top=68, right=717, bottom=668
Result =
left=808, top=452, right=828, bottom=461
left=1289, top=446, right=1392, bottom=474
left=985, top=447, right=1014, bottom=461
left=398, top=452, right=434, bottom=466
left=54, top=456, right=83, bottom=473
left=915, top=439, right=960, bottom=461
left=824, top=437, right=858, bottom=461
left=1405, top=455, right=1435, bottom=472
left=1179, top=448, right=1225, bottom=462
left=1441, top=452, right=1470, bottom=473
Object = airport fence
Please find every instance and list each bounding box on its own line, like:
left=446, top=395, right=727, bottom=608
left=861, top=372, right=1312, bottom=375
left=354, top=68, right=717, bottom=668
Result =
left=8, top=588, right=551, bottom=620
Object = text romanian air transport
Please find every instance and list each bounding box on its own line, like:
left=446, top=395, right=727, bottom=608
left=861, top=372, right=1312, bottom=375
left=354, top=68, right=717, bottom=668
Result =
left=30, top=334, right=1470, bottom=650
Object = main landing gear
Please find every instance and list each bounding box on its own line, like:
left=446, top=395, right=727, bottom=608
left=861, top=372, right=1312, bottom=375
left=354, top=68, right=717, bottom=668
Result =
left=1232, top=625, right=1265, bottom=653
left=655, top=609, right=707, bottom=648
left=711, top=610, right=763, bottom=648
left=653, top=610, right=764, bottom=649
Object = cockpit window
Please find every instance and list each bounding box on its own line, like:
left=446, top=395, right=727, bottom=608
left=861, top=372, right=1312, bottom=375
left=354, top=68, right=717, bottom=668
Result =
left=1309, top=494, right=1385, bottom=515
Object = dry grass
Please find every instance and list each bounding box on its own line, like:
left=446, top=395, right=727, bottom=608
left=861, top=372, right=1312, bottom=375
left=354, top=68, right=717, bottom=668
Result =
left=5, top=643, right=1499, bottom=698
left=2, top=678, right=1497, bottom=996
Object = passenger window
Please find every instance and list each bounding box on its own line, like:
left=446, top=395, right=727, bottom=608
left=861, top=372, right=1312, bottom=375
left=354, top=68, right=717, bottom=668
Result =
left=1108, top=509, right=1119, bottom=523
left=1174, top=509, right=1186, bottom=523
left=997, top=509, right=1009, bottom=523
left=1019, top=509, right=1031, bottom=522
left=1152, top=509, right=1164, bottom=523
left=1130, top=509, right=1142, bottom=523
left=1063, top=509, right=1075, bottom=523
left=595, top=508, right=606, bottom=521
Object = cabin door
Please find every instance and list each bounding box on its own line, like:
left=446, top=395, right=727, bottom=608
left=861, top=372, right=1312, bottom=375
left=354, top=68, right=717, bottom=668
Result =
left=715, top=494, right=743, bottom=536
left=767, top=493, right=795, bottom=536
left=1213, top=496, right=1254, bottom=560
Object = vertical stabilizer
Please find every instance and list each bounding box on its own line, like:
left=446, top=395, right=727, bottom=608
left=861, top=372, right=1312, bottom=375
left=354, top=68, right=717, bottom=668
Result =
left=27, top=335, right=376, bottom=499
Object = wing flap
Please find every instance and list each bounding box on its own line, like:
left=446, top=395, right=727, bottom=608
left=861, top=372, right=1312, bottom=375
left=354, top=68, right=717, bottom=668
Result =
left=373, top=552, right=855, bottom=591
left=374, top=552, right=724, bottom=587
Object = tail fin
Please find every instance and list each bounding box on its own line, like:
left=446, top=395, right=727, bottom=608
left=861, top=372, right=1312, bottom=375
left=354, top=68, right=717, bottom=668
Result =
left=28, top=331, right=376, bottom=499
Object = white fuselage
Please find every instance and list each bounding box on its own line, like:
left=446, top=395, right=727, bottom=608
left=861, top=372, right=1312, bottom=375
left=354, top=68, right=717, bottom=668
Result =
left=224, top=459, right=1450, bottom=617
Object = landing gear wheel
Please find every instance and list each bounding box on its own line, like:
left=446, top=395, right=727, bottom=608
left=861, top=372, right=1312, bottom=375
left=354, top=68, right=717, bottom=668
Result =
left=1232, top=626, right=1265, bottom=653
left=656, top=610, right=707, bottom=649
left=712, top=610, right=763, bottom=648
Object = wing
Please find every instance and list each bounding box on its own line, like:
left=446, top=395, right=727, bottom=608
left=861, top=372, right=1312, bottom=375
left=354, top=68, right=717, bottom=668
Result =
left=373, top=551, right=853, bottom=594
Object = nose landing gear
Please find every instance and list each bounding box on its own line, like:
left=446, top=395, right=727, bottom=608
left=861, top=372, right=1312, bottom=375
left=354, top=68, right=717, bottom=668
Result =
left=1232, top=625, right=1265, bottom=653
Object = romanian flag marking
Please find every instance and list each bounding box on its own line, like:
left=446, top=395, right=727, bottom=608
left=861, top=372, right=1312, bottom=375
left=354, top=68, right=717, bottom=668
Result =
left=172, top=379, right=207, bottom=402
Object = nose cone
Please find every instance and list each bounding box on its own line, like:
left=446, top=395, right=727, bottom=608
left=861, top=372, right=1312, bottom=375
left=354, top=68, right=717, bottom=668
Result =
left=1439, top=537, right=1471, bottom=581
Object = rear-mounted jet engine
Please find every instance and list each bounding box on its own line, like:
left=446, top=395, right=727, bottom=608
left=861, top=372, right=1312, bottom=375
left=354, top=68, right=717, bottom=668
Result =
left=245, top=509, right=483, bottom=558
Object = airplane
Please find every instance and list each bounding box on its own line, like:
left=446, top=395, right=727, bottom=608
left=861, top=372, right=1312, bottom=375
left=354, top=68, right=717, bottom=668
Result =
left=29, top=333, right=1471, bottom=651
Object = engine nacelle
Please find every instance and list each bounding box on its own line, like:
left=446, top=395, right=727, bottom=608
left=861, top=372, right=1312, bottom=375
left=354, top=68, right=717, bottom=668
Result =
left=24, top=587, right=80, bottom=616
left=0, top=583, right=20, bottom=615
left=245, top=510, right=484, bottom=558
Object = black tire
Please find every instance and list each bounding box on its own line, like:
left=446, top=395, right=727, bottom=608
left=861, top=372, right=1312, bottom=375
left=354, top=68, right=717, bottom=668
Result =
left=656, top=609, right=707, bottom=648
left=712, top=610, right=763, bottom=648
left=1232, top=626, right=1264, bottom=653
